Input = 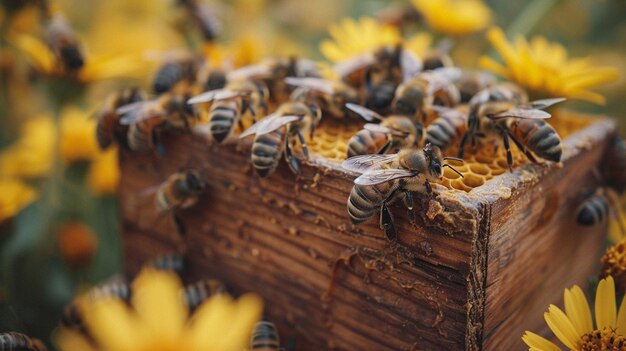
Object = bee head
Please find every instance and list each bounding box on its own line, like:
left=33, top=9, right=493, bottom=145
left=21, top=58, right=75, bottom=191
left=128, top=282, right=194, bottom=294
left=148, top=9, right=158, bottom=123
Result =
left=185, top=172, right=205, bottom=193
left=423, top=143, right=444, bottom=178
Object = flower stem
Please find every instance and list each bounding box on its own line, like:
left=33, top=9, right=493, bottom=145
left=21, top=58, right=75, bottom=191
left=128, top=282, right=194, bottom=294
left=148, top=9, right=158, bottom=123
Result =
left=505, top=0, right=560, bottom=38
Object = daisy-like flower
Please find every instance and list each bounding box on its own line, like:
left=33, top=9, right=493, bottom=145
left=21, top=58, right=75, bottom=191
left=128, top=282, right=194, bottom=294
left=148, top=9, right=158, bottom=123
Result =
left=56, top=269, right=263, bottom=351
left=410, top=0, right=492, bottom=36
left=522, top=276, right=626, bottom=350
left=0, top=178, right=37, bottom=222
left=319, top=17, right=402, bottom=63
left=480, top=27, right=619, bottom=105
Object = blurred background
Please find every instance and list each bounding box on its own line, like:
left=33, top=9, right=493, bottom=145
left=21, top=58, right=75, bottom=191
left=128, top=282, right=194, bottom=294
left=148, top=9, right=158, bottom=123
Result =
left=0, top=0, right=624, bottom=348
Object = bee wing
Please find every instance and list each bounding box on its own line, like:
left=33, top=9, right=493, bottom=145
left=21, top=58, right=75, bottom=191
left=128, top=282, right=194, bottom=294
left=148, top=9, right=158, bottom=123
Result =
left=117, top=101, right=160, bottom=125
left=526, top=97, right=566, bottom=110
left=425, top=67, right=462, bottom=95
left=239, top=114, right=301, bottom=138
left=341, top=154, right=398, bottom=173
left=354, top=168, right=416, bottom=186
left=284, top=77, right=334, bottom=95
left=226, top=64, right=272, bottom=81
left=430, top=105, right=467, bottom=119
left=345, top=103, right=384, bottom=122
left=363, top=123, right=409, bottom=137
left=334, top=53, right=376, bottom=77
left=187, top=89, right=248, bottom=104
left=491, top=108, right=552, bottom=120
left=401, top=49, right=423, bottom=82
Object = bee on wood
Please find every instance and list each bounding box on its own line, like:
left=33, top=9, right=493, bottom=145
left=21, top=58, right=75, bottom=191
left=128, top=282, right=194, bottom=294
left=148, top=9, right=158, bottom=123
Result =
left=459, top=83, right=565, bottom=169
left=601, top=136, right=626, bottom=194
left=148, top=253, right=185, bottom=273
left=250, top=321, right=281, bottom=351
left=576, top=187, right=625, bottom=236
left=240, top=94, right=321, bottom=177
left=143, top=170, right=206, bottom=236
left=188, top=77, right=270, bottom=143
left=118, top=87, right=200, bottom=154
left=425, top=105, right=468, bottom=151
left=343, top=144, right=463, bottom=240
left=45, top=13, right=84, bottom=72
left=182, top=279, right=226, bottom=311
left=0, top=332, right=46, bottom=351
left=94, top=88, right=147, bottom=150
left=345, top=103, right=421, bottom=157
left=284, top=77, right=359, bottom=120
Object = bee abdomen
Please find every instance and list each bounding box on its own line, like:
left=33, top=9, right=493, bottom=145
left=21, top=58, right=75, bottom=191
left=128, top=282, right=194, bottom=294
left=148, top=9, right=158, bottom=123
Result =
left=182, top=279, right=226, bottom=310
left=208, top=105, right=237, bottom=143
left=347, top=129, right=387, bottom=157
left=127, top=123, right=151, bottom=152
left=150, top=254, right=185, bottom=273
left=0, top=332, right=46, bottom=351
left=527, top=124, right=562, bottom=162
left=347, top=184, right=392, bottom=224
left=250, top=321, right=280, bottom=350
left=96, top=116, right=114, bottom=149
left=252, top=131, right=284, bottom=177
left=576, top=195, right=609, bottom=226
left=426, top=118, right=456, bottom=150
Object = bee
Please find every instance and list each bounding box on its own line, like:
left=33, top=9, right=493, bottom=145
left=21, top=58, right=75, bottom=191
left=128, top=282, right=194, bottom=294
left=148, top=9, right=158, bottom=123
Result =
left=188, top=78, right=270, bottom=143
left=240, top=92, right=322, bottom=177
left=149, top=253, right=185, bottom=273
left=250, top=321, right=281, bottom=351
left=0, top=332, right=46, bottom=351
left=425, top=105, right=468, bottom=151
left=94, top=87, right=147, bottom=150
left=576, top=187, right=625, bottom=236
left=45, top=13, right=84, bottom=72
left=421, top=49, right=454, bottom=72
left=459, top=83, right=565, bottom=168
left=148, top=170, right=206, bottom=236
left=182, top=279, right=226, bottom=311
left=345, top=103, right=422, bottom=157
left=601, top=136, right=626, bottom=194
left=377, top=3, right=422, bottom=30
left=118, top=87, right=200, bottom=154
left=454, top=70, right=496, bottom=103
left=152, top=56, right=198, bottom=94
left=176, top=0, right=221, bottom=42
left=284, top=77, right=359, bottom=119
left=343, top=144, right=463, bottom=240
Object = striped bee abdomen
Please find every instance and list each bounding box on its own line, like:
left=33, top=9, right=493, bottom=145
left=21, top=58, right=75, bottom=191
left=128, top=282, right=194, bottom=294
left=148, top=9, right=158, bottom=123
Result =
left=576, top=195, right=609, bottom=226
left=250, top=321, right=280, bottom=350
left=252, top=130, right=285, bottom=177
left=347, top=182, right=399, bottom=224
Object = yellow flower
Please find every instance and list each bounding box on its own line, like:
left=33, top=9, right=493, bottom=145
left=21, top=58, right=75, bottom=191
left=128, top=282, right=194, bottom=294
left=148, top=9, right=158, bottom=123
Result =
left=522, top=276, right=626, bottom=350
left=404, top=32, right=434, bottom=58
left=0, top=178, right=37, bottom=222
left=411, top=0, right=492, bottom=36
left=480, top=27, right=619, bottom=104
left=320, top=17, right=401, bottom=63
left=58, top=107, right=100, bottom=163
left=56, top=269, right=263, bottom=351
left=0, top=115, right=56, bottom=179
left=88, top=148, right=120, bottom=196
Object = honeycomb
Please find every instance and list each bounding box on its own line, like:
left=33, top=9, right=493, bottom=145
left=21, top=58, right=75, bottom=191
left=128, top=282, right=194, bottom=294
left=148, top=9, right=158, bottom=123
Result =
left=308, top=111, right=595, bottom=192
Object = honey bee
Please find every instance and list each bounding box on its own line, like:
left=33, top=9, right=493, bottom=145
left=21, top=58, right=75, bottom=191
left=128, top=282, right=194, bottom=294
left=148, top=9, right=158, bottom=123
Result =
left=421, top=49, right=454, bottom=72
left=182, top=279, right=226, bottom=310
left=343, top=144, right=463, bottom=240
left=459, top=83, right=565, bottom=168
left=149, top=253, right=185, bottom=273
left=240, top=96, right=321, bottom=177
left=454, top=70, right=496, bottom=103
left=188, top=78, right=270, bottom=143
left=152, top=56, right=198, bottom=94
left=425, top=105, right=468, bottom=151
left=176, top=0, right=221, bottom=42
left=250, top=321, right=281, bottom=351
left=345, top=103, right=421, bottom=157
left=284, top=77, right=359, bottom=119
left=94, top=87, right=147, bottom=150
left=118, top=87, right=200, bottom=154
left=45, top=13, right=84, bottom=72
left=576, top=187, right=625, bottom=236
left=0, top=332, right=46, bottom=351
left=601, top=136, right=626, bottom=194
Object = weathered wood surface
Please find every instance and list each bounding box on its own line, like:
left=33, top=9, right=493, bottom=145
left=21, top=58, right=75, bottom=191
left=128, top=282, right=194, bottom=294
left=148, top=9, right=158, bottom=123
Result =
left=120, top=116, right=615, bottom=351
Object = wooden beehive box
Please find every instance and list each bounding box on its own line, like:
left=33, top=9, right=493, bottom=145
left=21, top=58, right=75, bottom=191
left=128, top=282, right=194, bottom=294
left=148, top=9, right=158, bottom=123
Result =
left=120, top=111, right=615, bottom=351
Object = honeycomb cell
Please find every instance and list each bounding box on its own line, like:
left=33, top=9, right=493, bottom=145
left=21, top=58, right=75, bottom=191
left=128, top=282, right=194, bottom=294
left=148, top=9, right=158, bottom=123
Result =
left=470, top=164, right=490, bottom=176
left=444, top=167, right=462, bottom=179
left=462, top=173, right=485, bottom=188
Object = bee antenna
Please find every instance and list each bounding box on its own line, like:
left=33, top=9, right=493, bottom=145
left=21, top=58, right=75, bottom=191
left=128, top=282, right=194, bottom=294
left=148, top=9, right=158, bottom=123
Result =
left=443, top=164, right=464, bottom=178
left=443, top=157, right=464, bottom=163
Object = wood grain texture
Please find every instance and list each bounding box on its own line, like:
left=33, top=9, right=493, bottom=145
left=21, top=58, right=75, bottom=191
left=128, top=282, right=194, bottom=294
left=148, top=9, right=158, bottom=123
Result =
left=119, top=116, right=615, bottom=351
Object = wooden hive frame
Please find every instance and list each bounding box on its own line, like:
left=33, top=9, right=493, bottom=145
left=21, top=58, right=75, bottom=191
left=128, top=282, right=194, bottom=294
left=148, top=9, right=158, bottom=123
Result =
left=120, top=111, right=615, bottom=350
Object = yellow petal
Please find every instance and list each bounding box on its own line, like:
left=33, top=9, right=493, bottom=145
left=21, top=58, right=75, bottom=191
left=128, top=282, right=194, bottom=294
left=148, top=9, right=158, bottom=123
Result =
left=617, top=296, right=626, bottom=335
left=132, top=269, right=187, bottom=340
left=564, top=285, right=593, bottom=338
left=595, top=276, right=617, bottom=329
left=54, top=328, right=97, bottom=351
left=7, top=33, right=57, bottom=74
left=544, top=305, right=580, bottom=350
left=521, top=331, right=562, bottom=351
left=0, top=178, right=37, bottom=222
left=478, top=56, right=510, bottom=78
left=82, top=298, right=143, bottom=351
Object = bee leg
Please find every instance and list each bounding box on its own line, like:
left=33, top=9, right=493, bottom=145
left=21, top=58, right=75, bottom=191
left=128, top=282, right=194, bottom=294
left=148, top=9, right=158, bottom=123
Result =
left=377, top=140, right=392, bottom=154
left=152, top=130, right=166, bottom=156
left=500, top=131, right=513, bottom=170
left=172, top=212, right=187, bottom=237
left=424, top=180, right=433, bottom=195
left=508, top=131, right=538, bottom=164
left=309, top=123, right=316, bottom=141
left=296, top=131, right=309, bottom=159
left=284, top=135, right=300, bottom=174
left=380, top=203, right=397, bottom=241
left=458, top=132, right=468, bottom=159
left=247, top=105, right=257, bottom=123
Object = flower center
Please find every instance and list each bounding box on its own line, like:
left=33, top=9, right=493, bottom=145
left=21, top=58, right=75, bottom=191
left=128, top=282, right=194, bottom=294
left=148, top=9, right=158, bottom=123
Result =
left=580, top=327, right=626, bottom=350
left=602, top=241, right=626, bottom=293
